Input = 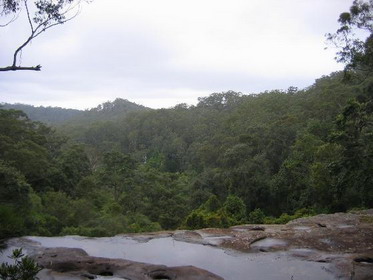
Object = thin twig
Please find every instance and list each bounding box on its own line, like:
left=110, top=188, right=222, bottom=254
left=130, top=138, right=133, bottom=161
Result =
left=0, top=11, right=20, bottom=27
left=24, top=0, right=34, bottom=32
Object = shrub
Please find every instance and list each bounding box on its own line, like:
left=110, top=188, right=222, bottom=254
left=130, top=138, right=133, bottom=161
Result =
left=0, top=248, right=42, bottom=280
left=223, top=195, right=246, bottom=222
left=248, top=208, right=265, bottom=224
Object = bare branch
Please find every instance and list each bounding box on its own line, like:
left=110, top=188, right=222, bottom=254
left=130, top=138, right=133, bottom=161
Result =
left=0, top=9, right=20, bottom=27
left=0, top=65, right=41, bottom=71
left=61, top=0, right=82, bottom=16
left=12, top=33, right=35, bottom=67
left=24, top=0, right=34, bottom=32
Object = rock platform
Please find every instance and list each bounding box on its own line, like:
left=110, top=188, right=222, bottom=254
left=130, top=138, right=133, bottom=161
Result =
left=3, top=210, right=373, bottom=279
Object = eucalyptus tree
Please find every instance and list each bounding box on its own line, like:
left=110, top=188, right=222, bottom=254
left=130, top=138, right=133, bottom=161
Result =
left=327, top=0, right=373, bottom=77
left=0, top=0, right=90, bottom=71
left=323, top=0, right=373, bottom=210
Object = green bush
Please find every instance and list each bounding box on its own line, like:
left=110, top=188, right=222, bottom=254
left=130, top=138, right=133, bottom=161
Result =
left=184, top=211, right=206, bottom=230
left=223, top=195, right=246, bottom=222
left=60, top=226, right=95, bottom=236
left=0, top=248, right=42, bottom=280
left=248, top=208, right=265, bottom=224
left=0, top=206, right=25, bottom=239
left=126, top=214, right=162, bottom=233
left=263, top=208, right=317, bottom=224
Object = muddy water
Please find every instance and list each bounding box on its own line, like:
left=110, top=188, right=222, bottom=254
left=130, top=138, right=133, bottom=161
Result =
left=1, top=235, right=337, bottom=280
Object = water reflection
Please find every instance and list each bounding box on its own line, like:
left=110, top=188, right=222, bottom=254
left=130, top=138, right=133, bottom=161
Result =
left=17, top=235, right=337, bottom=280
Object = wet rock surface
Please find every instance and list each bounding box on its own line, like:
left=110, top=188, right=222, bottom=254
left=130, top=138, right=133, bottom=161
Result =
left=32, top=247, right=223, bottom=280
left=211, top=210, right=373, bottom=279
left=1, top=211, right=372, bottom=279
left=219, top=211, right=373, bottom=254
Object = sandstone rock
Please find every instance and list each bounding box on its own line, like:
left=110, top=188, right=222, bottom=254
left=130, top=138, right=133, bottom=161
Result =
left=33, top=247, right=223, bottom=280
left=3, top=211, right=373, bottom=280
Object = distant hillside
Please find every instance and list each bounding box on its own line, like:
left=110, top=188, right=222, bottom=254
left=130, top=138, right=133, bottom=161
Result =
left=64, top=98, right=150, bottom=126
left=1, top=98, right=149, bottom=126
left=71, top=98, right=149, bottom=123
left=1, top=103, right=83, bottom=124
left=57, top=98, right=150, bottom=138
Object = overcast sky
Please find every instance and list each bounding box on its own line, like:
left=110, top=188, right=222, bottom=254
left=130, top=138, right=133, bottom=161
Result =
left=1, top=0, right=352, bottom=110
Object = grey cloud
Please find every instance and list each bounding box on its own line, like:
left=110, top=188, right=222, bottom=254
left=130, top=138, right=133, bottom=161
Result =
left=0, top=0, right=351, bottom=109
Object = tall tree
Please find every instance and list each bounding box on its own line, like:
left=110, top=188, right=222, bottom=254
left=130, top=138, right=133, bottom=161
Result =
left=327, top=0, right=373, bottom=77
left=325, top=0, right=373, bottom=210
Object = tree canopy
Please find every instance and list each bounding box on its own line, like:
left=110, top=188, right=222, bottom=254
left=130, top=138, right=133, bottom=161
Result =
left=327, top=0, right=373, bottom=77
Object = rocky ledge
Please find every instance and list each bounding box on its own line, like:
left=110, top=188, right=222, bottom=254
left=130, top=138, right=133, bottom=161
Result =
left=33, top=247, right=223, bottom=280
left=176, top=210, right=373, bottom=279
left=6, top=210, right=372, bottom=280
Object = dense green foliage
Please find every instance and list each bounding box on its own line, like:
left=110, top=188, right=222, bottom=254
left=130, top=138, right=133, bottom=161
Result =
left=0, top=249, right=41, bottom=280
left=0, top=0, right=372, bottom=238
left=1, top=71, right=372, bottom=238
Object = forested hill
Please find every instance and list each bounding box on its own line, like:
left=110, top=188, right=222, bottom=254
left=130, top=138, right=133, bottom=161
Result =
left=63, top=98, right=149, bottom=125
left=1, top=103, right=83, bottom=124
left=1, top=98, right=149, bottom=125
left=1, top=70, right=372, bottom=239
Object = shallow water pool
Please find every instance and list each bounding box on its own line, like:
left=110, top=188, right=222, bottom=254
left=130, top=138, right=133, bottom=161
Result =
left=7, top=235, right=338, bottom=280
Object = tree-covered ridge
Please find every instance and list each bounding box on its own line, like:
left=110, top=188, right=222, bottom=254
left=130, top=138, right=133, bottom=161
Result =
left=65, top=73, right=372, bottom=215
left=1, top=70, right=372, bottom=239
left=1, top=98, right=149, bottom=125
left=1, top=103, right=83, bottom=124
